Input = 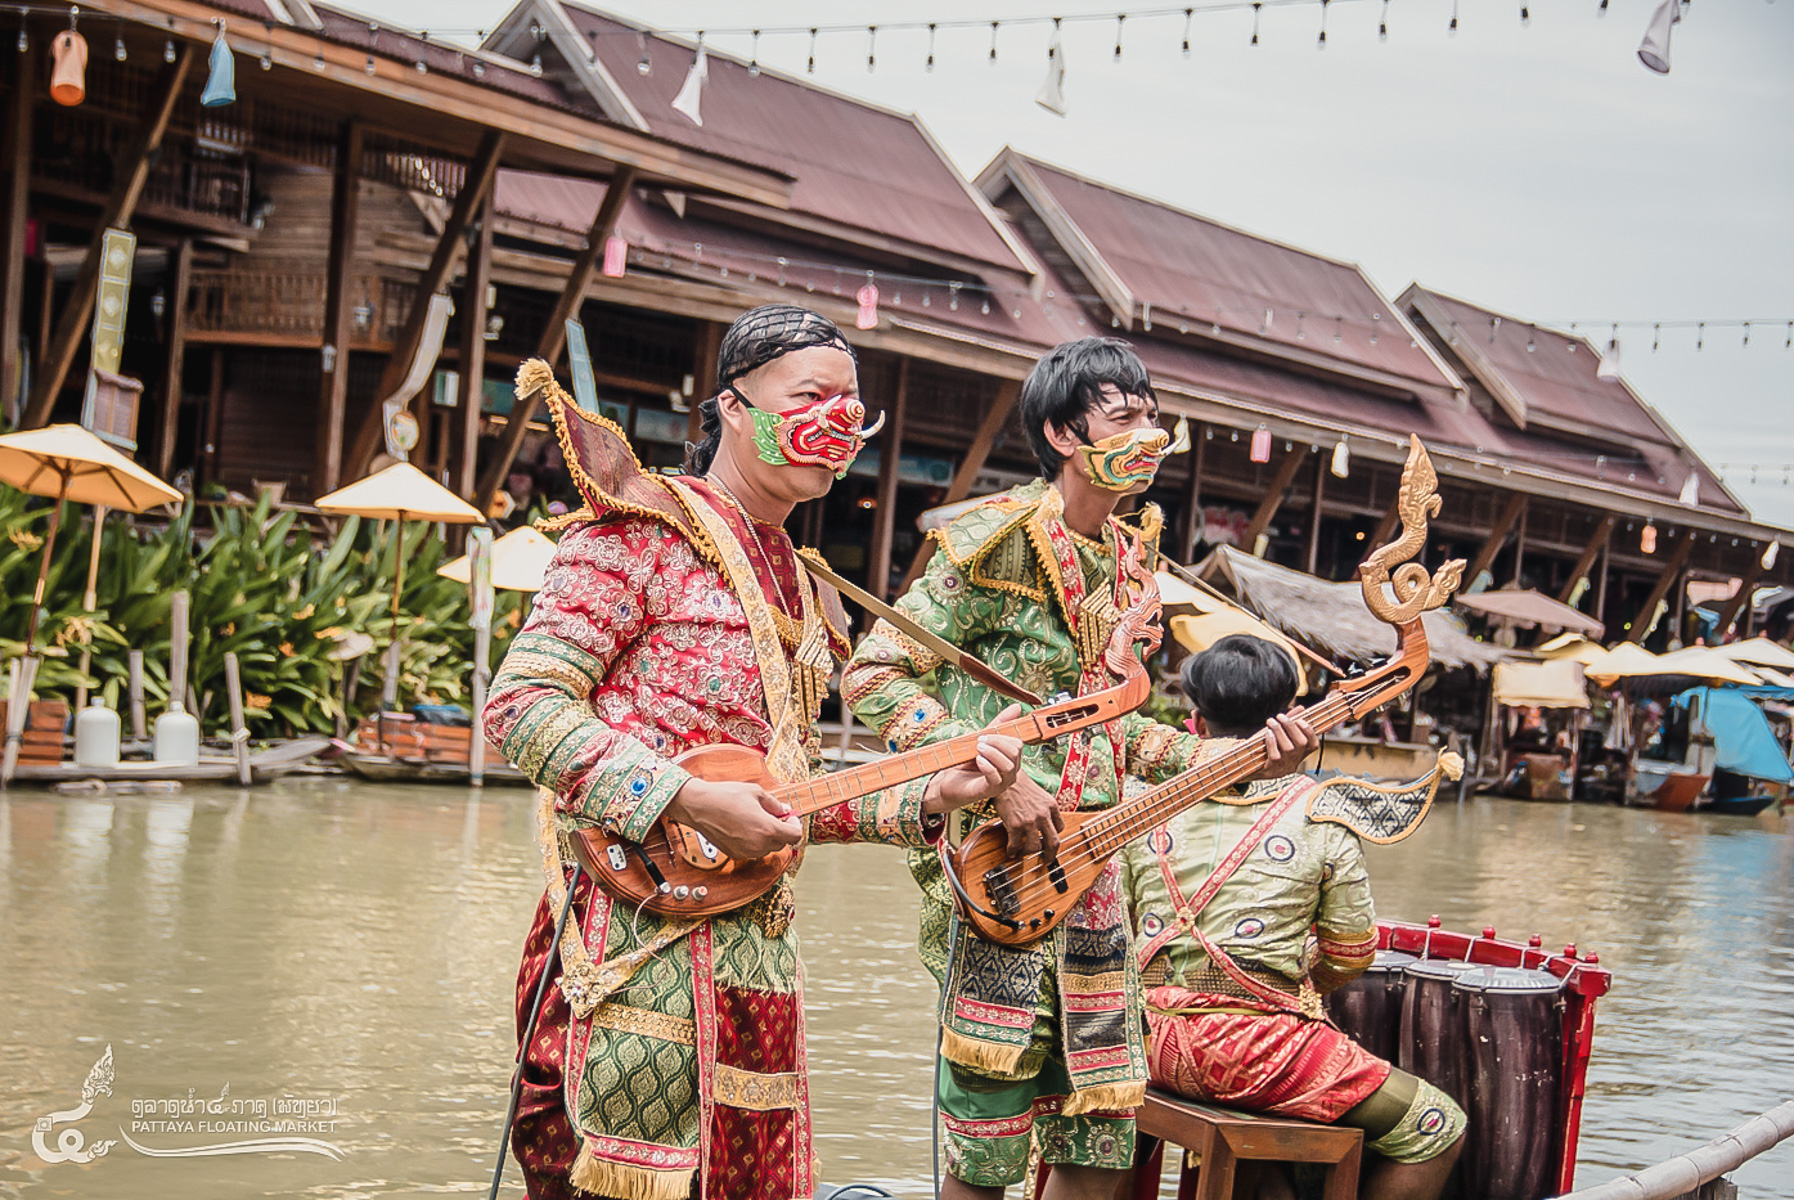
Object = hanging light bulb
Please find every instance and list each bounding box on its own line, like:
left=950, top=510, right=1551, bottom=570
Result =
left=1520, top=4, right=1531, bottom=26
left=114, top=28, right=125, bottom=61
left=807, top=27, right=817, bottom=73
left=1449, top=0, right=1460, bottom=35
left=636, top=31, right=651, bottom=75
left=1596, top=325, right=1622, bottom=382
left=529, top=53, right=541, bottom=77
left=1526, top=328, right=1536, bottom=353
left=1182, top=8, right=1193, bottom=57
left=17, top=13, right=27, bottom=54
left=1318, top=0, right=1330, bottom=49
left=1250, top=2, right=1262, bottom=46
left=866, top=25, right=876, bottom=72
left=989, top=20, right=1000, bottom=64
left=1696, top=322, right=1704, bottom=350
left=261, top=21, right=272, bottom=70
left=748, top=29, right=760, bottom=76
left=1640, top=522, right=1658, bottom=555
left=313, top=44, right=324, bottom=70
left=365, top=54, right=375, bottom=75
left=1379, top=0, right=1390, bottom=41
left=1742, top=321, right=1751, bottom=348
left=926, top=23, right=936, bottom=72
left=1652, top=323, right=1661, bottom=352
left=1112, top=14, right=1124, bottom=61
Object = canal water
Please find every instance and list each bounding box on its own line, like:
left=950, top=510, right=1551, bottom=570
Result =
left=1, top=780, right=1790, bottom=1197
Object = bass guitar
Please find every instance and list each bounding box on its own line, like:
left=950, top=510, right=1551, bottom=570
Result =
left=944, top=437, right=1466, bottom=947
left=571, top=618, right=1155, bottom=920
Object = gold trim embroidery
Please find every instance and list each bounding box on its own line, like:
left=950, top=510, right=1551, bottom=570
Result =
left=711, top=1063, right=800, bottom=1111
left=591, top=1002, right=697, bottom=1045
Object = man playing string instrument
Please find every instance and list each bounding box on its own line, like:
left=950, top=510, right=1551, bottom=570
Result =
left=484, top=304, right=1024, bottom=1200
left=842, top=338, right=1318, bottom=1198
left=1119, top=635, right=1466, bottom=1199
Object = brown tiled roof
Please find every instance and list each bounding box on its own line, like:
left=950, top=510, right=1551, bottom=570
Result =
left=1003, top=154, right=1459, bottom=394
left=560, top=6, right=1030, bottom=274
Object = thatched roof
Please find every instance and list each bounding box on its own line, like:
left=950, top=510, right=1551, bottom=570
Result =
left=1196, top=547, right=1508, bottom=673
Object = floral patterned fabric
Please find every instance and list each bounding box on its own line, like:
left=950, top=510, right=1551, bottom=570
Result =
left=486, top=483, right=937, bottom=1200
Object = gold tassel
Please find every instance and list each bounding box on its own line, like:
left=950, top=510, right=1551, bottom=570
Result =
left=940, top=1028, right=1026, bottom=1076
left=1060, top=1080, right=1146, bottom=1117
left=569, top=1145, right=696, bottom=1200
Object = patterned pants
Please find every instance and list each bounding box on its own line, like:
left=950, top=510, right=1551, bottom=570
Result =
left=1144, top=986, right=1464, bottom=1164
left=937, top=1052, right=1134, bottom=1187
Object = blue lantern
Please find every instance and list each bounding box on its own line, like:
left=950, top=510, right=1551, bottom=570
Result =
left=201, top=28, right=235, bottom=107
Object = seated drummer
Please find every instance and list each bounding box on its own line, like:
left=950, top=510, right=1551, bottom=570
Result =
left=1118, top=635, right=1466, bottom=1199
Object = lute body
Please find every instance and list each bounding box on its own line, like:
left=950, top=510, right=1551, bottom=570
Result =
left=571, top=668, right=1150, bottom=919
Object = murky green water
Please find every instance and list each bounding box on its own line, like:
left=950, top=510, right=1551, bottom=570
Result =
left=0, top=781, right=1789, bottom=1197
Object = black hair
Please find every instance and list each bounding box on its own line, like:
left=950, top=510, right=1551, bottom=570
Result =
left=1180, top=634, right=1299, bottom=739
left=1019, top=337, right=1157, bottom=479
left=684, top=304, right=855, bottom=475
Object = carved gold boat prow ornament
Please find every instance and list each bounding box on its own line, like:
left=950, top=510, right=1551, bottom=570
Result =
left=947, top=435, right=1467, bottom=948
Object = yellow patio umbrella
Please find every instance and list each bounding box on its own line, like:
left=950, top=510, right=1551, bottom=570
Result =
left=0, top=424, right=181, bottom=647
left=437, top=526, right=556, bottom=593
left=1580, top=641, right=1662, bottom=685
left=315, top=462, right=484, bottom=623
left=1584, top=642, right=1762, bottom=687
left=1711, top=636, right=1794, bottom=671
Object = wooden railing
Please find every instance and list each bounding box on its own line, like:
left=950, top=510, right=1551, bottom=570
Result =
left=186, top=273, right=416, bottom=343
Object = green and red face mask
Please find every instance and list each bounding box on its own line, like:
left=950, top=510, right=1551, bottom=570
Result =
left=741, top=392, right=886, bottom=479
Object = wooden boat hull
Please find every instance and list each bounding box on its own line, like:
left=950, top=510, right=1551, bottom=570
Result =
left=9, top=736, right=332, bottom=786
left=337, top=750, right=532, bottom=787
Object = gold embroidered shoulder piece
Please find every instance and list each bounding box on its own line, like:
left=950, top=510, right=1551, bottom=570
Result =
left=931, top=479, right=1050, bottom=601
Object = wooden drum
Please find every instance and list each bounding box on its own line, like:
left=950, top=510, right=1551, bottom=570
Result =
left=1452, top=965, right=1565, bottom=1200
left=1398, top=957, right=1481, bottom=1108
left=1325, top=948, right=1416, bottom=1063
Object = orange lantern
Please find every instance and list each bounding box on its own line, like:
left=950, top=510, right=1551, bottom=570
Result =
left=50, top=30, right=88, bottom=107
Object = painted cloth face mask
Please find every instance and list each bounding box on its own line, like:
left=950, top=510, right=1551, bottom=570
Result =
left=1075, top=416, right=1190, bottom=492
left=745, top=392, right=885, bottom=479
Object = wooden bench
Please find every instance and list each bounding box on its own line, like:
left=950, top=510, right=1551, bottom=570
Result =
left=1133, top=1089, right=1362, bottom=1200
left=1036, top=1088, right=1362, bottom=1200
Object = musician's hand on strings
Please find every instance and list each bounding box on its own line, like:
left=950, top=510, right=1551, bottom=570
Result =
left=1255, top=713, right=1320, bottom=779
left=665, top=778, right=804, bottom=862
left=995, top=772, right=1063, bottom=862
left=924, top=705, right=1026, bottom=814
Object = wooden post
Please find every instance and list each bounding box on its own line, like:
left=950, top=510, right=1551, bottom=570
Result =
left=345, top=130, right=506, bottom=479
left=453, top=192, right=495, bottom=501
left=898, top=377, right=1021, bottom=592
left=1304, top=453, right=1326, bottom=577
left=1595, top=538, right=1612, bottom=628
left=685, top=317, right=724, bottom=441
left=202, top=348, right=225, bottom=486
left=1625, top=531, right=1697, bottom=643
left=0, top=41, right=33, bottom=422
left=153, top=241, right=193, bottom=479
left=1242, top=448, right=1309, bottom=556
left=314, top=123, right=363, bottom=497
left=223, top=651, right=251, bottom=786
left=1511, top=503, right=1528, bottom=587
left=23, top=47, right=195, bottom=428
left=867, top=359, right=910, bottom=600
left=1463, top=492, right=1527, bottom=591
left=1177, top=428, right=1205, bottom=563
left=1557, top=516, right=1615, bottom=606
left=476, top=165, right=637, bottom=514
left=1713, top=557, right=1766, bottom=639
left=127, top=649, right=146, bottom=741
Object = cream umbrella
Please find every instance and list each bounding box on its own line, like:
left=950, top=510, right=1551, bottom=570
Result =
left=1584, top=642, right=1762, bottom=687
left=315, top=462, right=484, bottom=623
left=1169, top=611, right=1309, bottom=696
left=0, top=424, right=181, bottom=647
left=1711, top=636, right=1794, bottom=671
left=437, top=526, right=556, bottom=593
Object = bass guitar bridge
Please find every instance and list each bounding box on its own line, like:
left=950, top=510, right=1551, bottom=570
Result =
left=983, top=864, right=1020, bottom=918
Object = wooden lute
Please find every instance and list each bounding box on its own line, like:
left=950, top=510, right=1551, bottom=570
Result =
left=945, top=437, right=1466, bottom=947
left=571, top=647, right=1152, bottom=919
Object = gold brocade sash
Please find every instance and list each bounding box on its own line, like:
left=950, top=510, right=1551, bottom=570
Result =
left=664, top=476, right=821, bottom=788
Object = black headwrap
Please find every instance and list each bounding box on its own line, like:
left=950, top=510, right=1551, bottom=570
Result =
left=686, top=304, right=857, bottom=474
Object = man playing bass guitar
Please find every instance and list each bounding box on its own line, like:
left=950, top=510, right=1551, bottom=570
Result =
left=843, top=338, right=1318, bottom=1199
left=484, top=304, right=1024, bottom=1200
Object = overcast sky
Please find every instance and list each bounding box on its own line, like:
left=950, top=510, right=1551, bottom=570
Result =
left=363, top=0, right=1794, bottom=525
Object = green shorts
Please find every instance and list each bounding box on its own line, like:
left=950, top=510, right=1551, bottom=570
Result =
left=937, top=1051, right=1135, bottom=1187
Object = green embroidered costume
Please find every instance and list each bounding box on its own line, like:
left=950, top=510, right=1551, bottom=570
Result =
left=841, top=479, right=1203, bottom=1185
